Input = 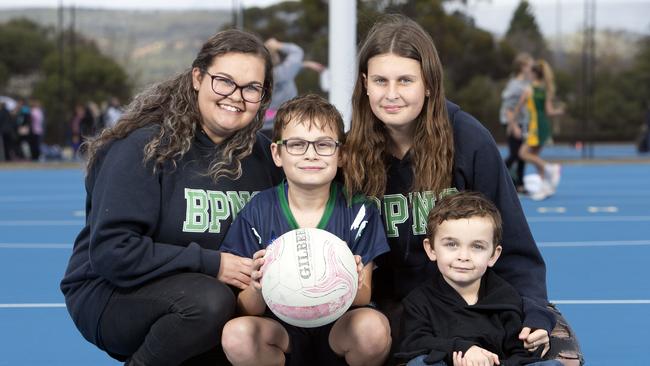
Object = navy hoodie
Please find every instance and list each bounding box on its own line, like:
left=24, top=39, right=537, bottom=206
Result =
left=60, top=126, right=282, bottom=346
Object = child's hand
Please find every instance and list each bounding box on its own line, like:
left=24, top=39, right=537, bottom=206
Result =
left=519, top=327, right=550, bottom=356
left=454, top=346, right=500, bottom=366
left=354, top=255, right=364, bottom=289
left=250, top=249, right=266, bottom=291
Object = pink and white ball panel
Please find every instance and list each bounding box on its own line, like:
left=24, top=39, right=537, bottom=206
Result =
left=261, top=228, right=358, bottom=328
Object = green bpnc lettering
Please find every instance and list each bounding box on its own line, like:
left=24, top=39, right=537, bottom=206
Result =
left=295, top=230, right=311, bottom=279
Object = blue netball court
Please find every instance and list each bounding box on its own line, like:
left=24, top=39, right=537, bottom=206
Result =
left=1, top=144, right=649, bottom=365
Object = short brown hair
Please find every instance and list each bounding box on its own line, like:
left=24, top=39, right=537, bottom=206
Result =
left=272, top=94, right=345, bottom=142
left=427, top=191, right=502, bottom=249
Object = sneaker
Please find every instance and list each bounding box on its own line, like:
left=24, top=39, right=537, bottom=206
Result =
left=529, top=182, right=553, bottom=201
left=544, top=163, right=561, bottom=190
left=529, top=189, right=549, bottom=201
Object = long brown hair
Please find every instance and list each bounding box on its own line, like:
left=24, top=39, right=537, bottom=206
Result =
left=344, top=14, right=454, bottom=198
left=533, top=59, right=556, bottom=99
left=84, top=29, right=273, bottom=181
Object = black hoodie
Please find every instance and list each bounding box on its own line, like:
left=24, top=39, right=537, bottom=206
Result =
left=396, top=269, right=544, bottom=366
left=60, top=126, right=282, bottom=346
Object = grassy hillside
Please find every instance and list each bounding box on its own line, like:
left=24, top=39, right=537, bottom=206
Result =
left=0, top=8, right=232, bottom=89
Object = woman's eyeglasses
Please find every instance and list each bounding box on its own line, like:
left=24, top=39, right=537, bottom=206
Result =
left=204, top=71, right=266, bottom=103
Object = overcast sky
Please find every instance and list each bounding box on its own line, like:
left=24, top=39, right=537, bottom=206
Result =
left=0, top=0, right=648, bottom=36
left=0, top=0, right=282, bottom=10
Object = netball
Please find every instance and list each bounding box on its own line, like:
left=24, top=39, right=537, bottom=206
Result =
left=260, top=228, right=358, bottom=328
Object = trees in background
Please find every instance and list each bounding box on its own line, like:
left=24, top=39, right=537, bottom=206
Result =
left=0, top=19, right=53, bottom=76
left=504, top=0, right=548, bottom=59
left=1, top=1, right=647, bottom=144
left=239, top=0, right=649, bottom=142
left=0, top=18, right=131, bottom=145
left=239, top=0, right=514, bottom=135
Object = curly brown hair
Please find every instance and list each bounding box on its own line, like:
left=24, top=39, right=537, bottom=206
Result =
left=83, top=29, right=273, bottom=182
left=343, top=14, right=454, bottom=199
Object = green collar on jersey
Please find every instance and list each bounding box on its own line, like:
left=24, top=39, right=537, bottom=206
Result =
left=276, top=181, right=337, bottom=230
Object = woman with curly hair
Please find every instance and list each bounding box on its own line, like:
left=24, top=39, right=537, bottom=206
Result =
left=61, top=29, right=282, bottom=365
left=343, top=15, right=582, bottom=365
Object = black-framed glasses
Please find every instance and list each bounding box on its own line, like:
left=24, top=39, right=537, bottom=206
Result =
left=204, top=71, right=266, bottom=103
left=276, top=138, right=341, bottom=156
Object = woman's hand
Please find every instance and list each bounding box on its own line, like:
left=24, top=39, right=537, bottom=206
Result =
left=264, top=38, right=282, bottom=52
left=519, top=327, right=550, bottom=356
left=217, top=252, right=253, bottom=290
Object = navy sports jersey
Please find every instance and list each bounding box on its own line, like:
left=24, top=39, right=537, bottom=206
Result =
left=373, top=100, right=555, bottom=333
left=60, top=126, right=283, bottom=345
left=221, top=181, right=390, bottom=266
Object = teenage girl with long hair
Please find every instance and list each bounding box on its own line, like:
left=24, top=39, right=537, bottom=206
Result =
left=343, top=15, right=582, bottom=365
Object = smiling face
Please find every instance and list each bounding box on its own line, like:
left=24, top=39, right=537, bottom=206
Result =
left=364, top=53, right=428, bottom=134
left=192, top=52, right=266, bottom=143
left=271, top=119, right=341, bottom=191
left=423, top=216, right=501, bottom=293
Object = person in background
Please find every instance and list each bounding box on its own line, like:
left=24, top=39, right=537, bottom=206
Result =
left=60, top=29, right=282, bottom=365
left=0, top=102, right=15, bottom=161
left=343, top=14, right=583, bottom=365
left=261, top=38, right=304, bottom=136
left=519, top=59, right=564, bottom=201
left=637, top=101, right=650, bottom=153
left=14, top=99, right=32, bottom=160
left=29, top=98, right=44, bottom=161
left=104, top=96, right=124, bottom=129
left=70, top=104, right=88, bottom=158
left=500, top=52, right=533, bottom=194
left=397, top=191, right=562, bottom=366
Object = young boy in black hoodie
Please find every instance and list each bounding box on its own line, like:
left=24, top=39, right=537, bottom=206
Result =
left=397, top=192, right=562, bottom=366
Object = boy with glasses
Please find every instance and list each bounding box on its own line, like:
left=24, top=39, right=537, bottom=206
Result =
left=220, top=94, right=392, bottom=366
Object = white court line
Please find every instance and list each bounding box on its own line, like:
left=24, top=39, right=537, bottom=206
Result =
left=587, top=206, right=618, bottom=213
left=537, top=207, right=566, bottom=214
left=528, top=215, right=650, bottom=222
left=2, top=300, right=649, bottom=308
left=0, top=303, right=66, bottom=308
left=0, top=243, right=72, bottom=249
left=538, top=240, right=650, bottom=248
left=551, top=300, right=650, bottom=305
left=1, top=240, right=647, bottom=250
left=0, top=220, right=84, bottom=226
left=0, top=195, right=82, bottom=202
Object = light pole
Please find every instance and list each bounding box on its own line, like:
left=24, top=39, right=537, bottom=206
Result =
left=328, top=0, right=356, bottom=130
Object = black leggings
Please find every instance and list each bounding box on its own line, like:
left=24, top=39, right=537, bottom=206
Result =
left=504, top=128, right=525, bottom=188
left=98, top=273, right=235, bottom=366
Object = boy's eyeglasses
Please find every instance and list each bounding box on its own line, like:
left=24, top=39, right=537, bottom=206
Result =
left=204, top=71, right=266, bottom=103
left=276, top=138, right=341, bottom=156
